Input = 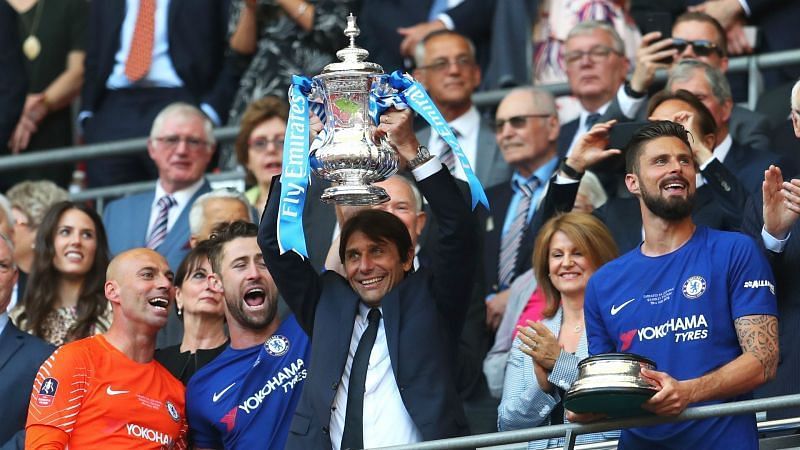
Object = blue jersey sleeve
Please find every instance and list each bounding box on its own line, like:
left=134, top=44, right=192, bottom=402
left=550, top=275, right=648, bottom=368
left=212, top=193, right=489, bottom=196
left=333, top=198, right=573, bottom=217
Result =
left=585, top=277, right=616, bottom=355
left=727, top=235, right=779, bottom=319
left=186, top=380, right=223, bottom=449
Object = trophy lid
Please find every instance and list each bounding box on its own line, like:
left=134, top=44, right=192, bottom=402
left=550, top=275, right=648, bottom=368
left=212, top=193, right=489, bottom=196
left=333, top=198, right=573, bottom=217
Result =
left=319, top=14, right=383, bottom=76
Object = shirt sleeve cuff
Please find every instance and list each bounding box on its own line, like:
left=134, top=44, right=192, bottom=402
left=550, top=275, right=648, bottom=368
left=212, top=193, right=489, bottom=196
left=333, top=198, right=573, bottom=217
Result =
left=411, top=156, right=443, bottom=180
left=200, top=103, right=222, bottom=127
left=555, top=174, right=581, bottom=184
left=435, top=13, right=455, bottom=30
left=77, top=111, right=93, bottom=132
left=547, top=350, right=580, bottom=391
left=698, top=155, right=718, bottom=171
left=616, top=85, right=646, bottom=119
left=761, top=226, right=790, bottom=253
left=738, top=0, right=751, bottom=16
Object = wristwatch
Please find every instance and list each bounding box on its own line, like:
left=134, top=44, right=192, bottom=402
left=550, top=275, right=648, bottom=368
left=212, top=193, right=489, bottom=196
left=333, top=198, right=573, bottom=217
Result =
left=559, top=158, right=584, bottom=180
left=406, top=145, right=433, bottom=170
left=624, top=80, right=646, bottom=99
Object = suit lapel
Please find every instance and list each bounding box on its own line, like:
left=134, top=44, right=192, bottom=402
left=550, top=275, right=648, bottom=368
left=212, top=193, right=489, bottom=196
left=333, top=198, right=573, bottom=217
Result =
left=558, top=119, right=578, bottom=158
left=135, top=191, right=157, bottom=245
left=159, top=180, right=211, bottom=254
left=0, top=324, right=23, bottom=372
left=167, top=0, right=180, bottom=33
left=381, top=288, right=401, bottom=381
left=474, top=122, right=495, bottom=184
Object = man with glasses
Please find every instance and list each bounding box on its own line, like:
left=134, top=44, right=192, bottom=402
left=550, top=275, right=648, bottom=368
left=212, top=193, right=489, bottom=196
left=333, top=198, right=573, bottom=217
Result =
left=103, top=102, right=214, bottom=347
left=557, top=21, right=637, bottom=161
left=413, top=30, right=511, bottom=189
left=623, top=12, right=771, bottom=151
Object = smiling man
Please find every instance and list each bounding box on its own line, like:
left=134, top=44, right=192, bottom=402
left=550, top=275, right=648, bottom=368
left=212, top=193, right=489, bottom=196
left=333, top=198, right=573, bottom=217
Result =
left=577, top=121, right=779, bottom=449
left=260, top=108, right=478, bottom=449
left=25, top=248, right=188, bottom=449
left=103, top=102, right=215, bottom=347
left=185, top=221, right=309, bottom=450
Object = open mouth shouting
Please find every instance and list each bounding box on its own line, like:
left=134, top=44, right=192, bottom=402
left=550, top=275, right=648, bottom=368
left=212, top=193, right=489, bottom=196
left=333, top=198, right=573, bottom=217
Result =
left=148, top=296, right=170, bottom=313
left=243, top=286, right=267, bottom=310
left=660, top=176, right=689, bottom=196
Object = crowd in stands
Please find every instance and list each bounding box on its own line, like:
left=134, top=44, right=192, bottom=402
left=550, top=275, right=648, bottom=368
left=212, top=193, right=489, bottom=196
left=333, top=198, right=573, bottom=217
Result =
left=1, top=0, right=799, bottom=449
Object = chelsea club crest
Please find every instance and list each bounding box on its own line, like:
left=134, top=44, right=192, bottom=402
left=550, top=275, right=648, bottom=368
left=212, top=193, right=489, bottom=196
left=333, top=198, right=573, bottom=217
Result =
left=682, top=276, right=707, bottom=299
left=265, top=335, right=290, bottom=357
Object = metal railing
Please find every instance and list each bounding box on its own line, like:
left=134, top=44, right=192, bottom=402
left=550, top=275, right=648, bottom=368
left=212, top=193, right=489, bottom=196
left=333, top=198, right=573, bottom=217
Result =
left=376, top=394, right=800, bottom=450
left=1, top=47, right=799, bottom=203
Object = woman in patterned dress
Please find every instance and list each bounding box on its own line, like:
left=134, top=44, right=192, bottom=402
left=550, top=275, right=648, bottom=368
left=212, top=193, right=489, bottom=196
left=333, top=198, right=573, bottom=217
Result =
left=11, top=201, right=111, bottom=346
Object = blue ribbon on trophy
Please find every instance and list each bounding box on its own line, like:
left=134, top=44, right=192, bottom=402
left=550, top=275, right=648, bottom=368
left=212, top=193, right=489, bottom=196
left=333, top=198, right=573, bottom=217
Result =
left=277, top=75, right=316, bottom=257
left=371, top=71, right=489, bottom=210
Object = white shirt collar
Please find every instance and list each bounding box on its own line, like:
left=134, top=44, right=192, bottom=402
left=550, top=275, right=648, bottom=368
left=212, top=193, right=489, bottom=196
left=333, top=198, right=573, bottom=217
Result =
left=712, top=134, right=733, bottom=163
left=153, top=177, right=206, bottom=210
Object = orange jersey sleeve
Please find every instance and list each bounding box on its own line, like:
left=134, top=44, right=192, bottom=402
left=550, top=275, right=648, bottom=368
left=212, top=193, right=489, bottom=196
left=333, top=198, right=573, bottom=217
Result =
left=24, top=425, right=69, bottom=450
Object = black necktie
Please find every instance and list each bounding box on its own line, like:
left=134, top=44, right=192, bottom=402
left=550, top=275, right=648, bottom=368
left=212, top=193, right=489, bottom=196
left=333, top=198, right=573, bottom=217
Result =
left=341, top=308, right=382, bottom=450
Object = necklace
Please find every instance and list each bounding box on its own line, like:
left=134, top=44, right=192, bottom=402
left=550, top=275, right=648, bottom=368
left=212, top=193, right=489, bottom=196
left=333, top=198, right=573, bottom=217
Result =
left=572, top=323, right=583, bottom=333
left=20, top=0, right=45, bottom=61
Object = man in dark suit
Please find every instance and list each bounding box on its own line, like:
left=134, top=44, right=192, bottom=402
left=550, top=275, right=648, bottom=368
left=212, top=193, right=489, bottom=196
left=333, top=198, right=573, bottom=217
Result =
left=260, top=108, right=476, bottom=448
left=741, top=81, right=800, bottom=419
left=667, top=60, right=796, bottom=193
left=103, top=103, right=213, bottom=347
left=0, top=0, right=26, bottom=165
left=622, top=11, right=771, bottom=151
left=413, top=30, right=511, bottom=189
left=80, top=0, right=242, bottom=187
left=0, top=233, right=53, bottom=450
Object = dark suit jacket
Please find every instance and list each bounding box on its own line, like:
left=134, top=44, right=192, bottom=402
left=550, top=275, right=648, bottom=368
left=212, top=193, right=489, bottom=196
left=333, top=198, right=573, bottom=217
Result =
left=0, top=321, right=53, bottom=449
left=80, top=0, right=241, bottom=121
left=103, top=179, right=212, bottom=347
left=0, top=1, right=26, bottom=155
left=742, top=190, right=800, bottom=419
left=479, top=176, right=579, bottom=294
left=417, top=116, right=512, bottom=189
left=594, top=159, right=751, bottom=253
left=260, top=167, right=476, bottom=448
left=724, top=141, right=797, bottom=194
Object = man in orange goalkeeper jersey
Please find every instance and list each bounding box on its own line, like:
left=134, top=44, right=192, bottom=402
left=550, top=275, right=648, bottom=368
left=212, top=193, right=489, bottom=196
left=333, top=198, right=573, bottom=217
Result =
left=25, top=248, right=188, bottom=449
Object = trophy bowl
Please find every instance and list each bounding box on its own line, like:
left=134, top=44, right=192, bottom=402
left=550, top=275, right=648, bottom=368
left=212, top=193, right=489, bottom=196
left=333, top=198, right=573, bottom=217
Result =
left=564, top=352, right=658, bottom=418
left=307, top=14, right=399, bottom=206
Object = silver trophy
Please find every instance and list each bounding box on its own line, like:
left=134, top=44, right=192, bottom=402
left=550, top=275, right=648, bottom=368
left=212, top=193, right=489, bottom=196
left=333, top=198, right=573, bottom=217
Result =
left=308, top=14, right=399, bottom=205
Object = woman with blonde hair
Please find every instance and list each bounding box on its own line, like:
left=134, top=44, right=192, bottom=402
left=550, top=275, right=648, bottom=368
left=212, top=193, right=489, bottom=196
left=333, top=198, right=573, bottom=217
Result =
left=498, top=212, right=619, bottom=448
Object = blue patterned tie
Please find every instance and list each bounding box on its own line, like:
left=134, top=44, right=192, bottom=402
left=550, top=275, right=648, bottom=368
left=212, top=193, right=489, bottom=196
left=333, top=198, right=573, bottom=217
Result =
left=497, top=178, right=540, bottom=289
left=146, top=195, right=176, bottom=249
left=585, top=112, right=601, bottom=131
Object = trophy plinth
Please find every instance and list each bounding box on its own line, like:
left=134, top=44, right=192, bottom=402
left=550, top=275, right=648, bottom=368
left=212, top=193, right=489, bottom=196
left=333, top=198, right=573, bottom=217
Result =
left=307, top=14, right=398, bottom=205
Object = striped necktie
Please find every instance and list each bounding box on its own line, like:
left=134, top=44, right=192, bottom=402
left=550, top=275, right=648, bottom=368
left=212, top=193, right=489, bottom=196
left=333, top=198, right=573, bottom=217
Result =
left=147, top=195, right=176, bottom=250
left=125, top=0, right=156, bottom=81
left=497, top=178, right=540, bottom=289
left=438, top=129, right=460, bottom=174
left=585, top=112, right=601, bottom=131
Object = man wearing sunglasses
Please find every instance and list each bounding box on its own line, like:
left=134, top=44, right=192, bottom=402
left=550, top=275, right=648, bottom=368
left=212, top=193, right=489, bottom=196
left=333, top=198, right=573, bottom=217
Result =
left=413, top=30, right=511, bottom=189
left=623, top=12, right=771, bottom=151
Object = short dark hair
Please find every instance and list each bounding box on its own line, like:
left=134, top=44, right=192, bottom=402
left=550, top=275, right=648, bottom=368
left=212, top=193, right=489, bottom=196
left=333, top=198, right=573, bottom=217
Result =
left=674, top=11, right=727, bottom=57
left=175, top=239, right=216, bottom=288
left=625, top=121, right=692, bottom=174
left=207, top=220, right=259, bottom=275
left=647, top=89, right=717, bottom=140
left=339, top=210, right=412, bottom=265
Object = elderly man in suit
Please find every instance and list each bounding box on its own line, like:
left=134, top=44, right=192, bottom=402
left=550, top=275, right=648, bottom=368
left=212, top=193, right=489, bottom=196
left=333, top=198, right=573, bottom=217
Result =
left=79, top=0, right=241, bottom=188
left=413, top=30, right=511, bottom=189
left=742, top=78, right=800, bottom=419
left=103, top=102, right=213, bottom=347
left=260, top=107, right=477, bottom=448
left=666, top=60, right=795, bottom=193
left=0, top=233, right=53, bottom=450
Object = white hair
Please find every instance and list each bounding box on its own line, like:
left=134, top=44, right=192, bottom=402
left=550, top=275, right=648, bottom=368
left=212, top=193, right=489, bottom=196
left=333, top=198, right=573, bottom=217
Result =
left=189, top=189, right=254, bottom=235
left=150, top=102, right=216, bottom=146
left=577, top=171, right=608, bottom=209
left=0, top=195, right=13, bottom=231
left=792, top=78, right=800, bottom=111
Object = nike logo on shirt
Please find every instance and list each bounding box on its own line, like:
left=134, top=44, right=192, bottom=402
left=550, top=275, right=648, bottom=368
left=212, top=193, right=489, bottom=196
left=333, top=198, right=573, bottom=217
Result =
left=212, top=383, right=236, bottom=403
left=106, top=386, right=129, bottom=396
left=610, top=298, right=636, bottom=316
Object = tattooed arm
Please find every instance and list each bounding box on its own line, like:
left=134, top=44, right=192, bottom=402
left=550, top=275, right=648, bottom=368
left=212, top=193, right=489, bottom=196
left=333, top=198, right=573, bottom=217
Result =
left=641, top=314, right=778, bottom=416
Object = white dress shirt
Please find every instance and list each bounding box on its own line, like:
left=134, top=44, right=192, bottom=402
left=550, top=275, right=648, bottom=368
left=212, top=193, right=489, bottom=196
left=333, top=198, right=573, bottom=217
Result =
left=328, top=303, right=422, bottom=450
left=146, top=177, right=205, bottom=239
left=426, top=106, right=480, bottom=183
left=696, top=134, right=732, bottom=188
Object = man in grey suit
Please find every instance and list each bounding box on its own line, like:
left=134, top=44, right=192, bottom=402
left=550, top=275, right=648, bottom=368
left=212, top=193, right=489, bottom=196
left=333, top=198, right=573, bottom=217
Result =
left=413, top=30, right=512, bottom=189
left=103, top=103, right=214, bottom=347
left=0, top=233, right=53, bottom=449
left=622, top=11, right=770, bottom=150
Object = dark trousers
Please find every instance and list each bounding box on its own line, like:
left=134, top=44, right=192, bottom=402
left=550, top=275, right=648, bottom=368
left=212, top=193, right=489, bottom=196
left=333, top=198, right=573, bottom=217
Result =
left=83, top=87, right=195, bottom=188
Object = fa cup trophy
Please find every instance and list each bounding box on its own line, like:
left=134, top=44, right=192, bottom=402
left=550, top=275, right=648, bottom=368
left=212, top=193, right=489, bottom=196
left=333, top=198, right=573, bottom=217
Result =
left=308, top=15, right=399, bottom=205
